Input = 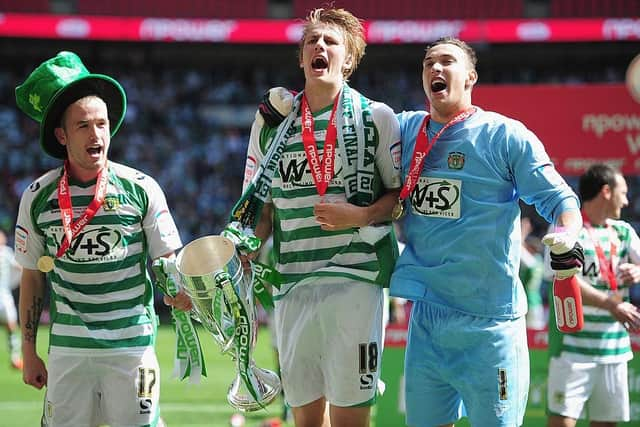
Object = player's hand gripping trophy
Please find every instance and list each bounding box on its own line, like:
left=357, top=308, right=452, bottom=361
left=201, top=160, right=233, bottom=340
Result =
left=153, top=225, right=281, bottom=412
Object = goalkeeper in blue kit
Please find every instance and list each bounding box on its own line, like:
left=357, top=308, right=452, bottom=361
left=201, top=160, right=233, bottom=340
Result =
left=389, top=37, right=584, bottom=427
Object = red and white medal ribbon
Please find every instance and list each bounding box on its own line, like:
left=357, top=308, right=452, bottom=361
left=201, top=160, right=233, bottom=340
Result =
left=55, top=161, right=108, bottom=258
left=582, top=213, right=619, bottom=292
left=393, top=107, right=476, bottom=219
left=301, top=93, right=340, bottom=197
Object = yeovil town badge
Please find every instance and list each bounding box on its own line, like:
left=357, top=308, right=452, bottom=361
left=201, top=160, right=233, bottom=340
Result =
left=103, top=195, right=121, bottom=211
left=447, top=152, right=465, bottom=170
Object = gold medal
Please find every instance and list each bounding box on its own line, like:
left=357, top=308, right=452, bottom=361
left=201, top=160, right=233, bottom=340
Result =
left=391, top=200, right=404, bottom=220
left=37, top=256, right=55, bottom=273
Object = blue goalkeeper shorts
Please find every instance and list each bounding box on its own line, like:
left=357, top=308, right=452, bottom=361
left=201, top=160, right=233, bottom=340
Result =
left=404, top=301, right=529, bottom=427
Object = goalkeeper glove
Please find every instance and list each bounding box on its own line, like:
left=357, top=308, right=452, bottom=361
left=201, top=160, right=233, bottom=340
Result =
left=255, top=87, right=295, bottom=128
left=542, top=231, right=585, bottom=279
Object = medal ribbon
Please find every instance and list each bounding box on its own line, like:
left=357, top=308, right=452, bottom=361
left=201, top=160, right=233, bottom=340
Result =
left=55, top=161, right=108, bottom=258
left=398, top=107, right=476, bottom=204
left=301, top=93, right=340, bottom=197
left=582, top=213, right=618, bottom=291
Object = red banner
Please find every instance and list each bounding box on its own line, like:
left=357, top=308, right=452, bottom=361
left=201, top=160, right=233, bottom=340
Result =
left=384, top=323, right=408, bottom=348
left=527, top=328, right=549, bottom=350
left=474, top=83, right=640, bottom=175
left=0, top=14, right=639, bottom=43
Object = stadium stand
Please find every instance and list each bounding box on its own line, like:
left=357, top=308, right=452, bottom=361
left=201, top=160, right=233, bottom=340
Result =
left=550, top=0, right=640, bottom=17
left=0, top=0, right=638, bottom=240
left=0, top=0, right=50, bottom=13
left=0, top=43, right=636, bottom=242
left=293, top=0, right=525, bottom=19
left=76, top=0, right=269, bottom=18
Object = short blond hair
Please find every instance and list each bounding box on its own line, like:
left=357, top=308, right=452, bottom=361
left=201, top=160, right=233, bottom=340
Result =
left=298, top=7, right=366, bottom=79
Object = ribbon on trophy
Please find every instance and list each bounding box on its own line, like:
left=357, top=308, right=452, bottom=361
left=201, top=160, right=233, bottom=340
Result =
left=152, top=258, right=207, bottom=383
left=222, top=222, right=281, bottom=310
left=214, top=270, right=266, bottom=409
left=251, top=260, right=281, bottom=310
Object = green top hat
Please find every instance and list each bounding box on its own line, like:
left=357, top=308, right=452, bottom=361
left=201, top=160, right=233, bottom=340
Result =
left=15, top=51, right=127, bottom=159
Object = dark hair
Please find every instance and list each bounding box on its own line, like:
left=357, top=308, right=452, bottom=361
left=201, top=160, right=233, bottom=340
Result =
left=578, top=163, right=619, bottom=203
left=426, top=37, right=477, bottom=69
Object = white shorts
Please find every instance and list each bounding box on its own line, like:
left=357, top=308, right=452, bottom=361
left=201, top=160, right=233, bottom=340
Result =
left=547, top=356, right=630, bottom=422
left=274, top=279, right=384, bottom=408
left=43, top=347, right=161, bottom=427
left=0, top=287, right=17, bottom=324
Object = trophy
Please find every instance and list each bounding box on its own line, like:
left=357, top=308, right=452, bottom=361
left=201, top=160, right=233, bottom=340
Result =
left=168, top=234, right=281, bottom=411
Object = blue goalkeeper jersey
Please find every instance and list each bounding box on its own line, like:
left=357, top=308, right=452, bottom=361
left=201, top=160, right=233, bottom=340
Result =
left=390, top=108, right=579, bottom=318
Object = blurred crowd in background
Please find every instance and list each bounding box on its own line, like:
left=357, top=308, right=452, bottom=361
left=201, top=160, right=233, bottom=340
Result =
left=0, top=50, right=636, bottom=246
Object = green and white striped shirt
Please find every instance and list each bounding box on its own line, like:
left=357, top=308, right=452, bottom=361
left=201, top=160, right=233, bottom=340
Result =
left=15, top=162, right=182, bottom=355
left=548, top=219, right=640, bottom=363
left=244, top=97, right=401, bottom=297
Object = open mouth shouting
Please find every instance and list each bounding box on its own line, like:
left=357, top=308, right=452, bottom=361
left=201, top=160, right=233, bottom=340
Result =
left=86, top=145, right=104, bottom=159
left=431, top=79, right=447, bottom=95
left=311, top=56, right=329, bottom=73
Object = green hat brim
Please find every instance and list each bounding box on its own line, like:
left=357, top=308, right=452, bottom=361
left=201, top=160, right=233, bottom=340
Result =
left=41, top=74, right=127, bottom=159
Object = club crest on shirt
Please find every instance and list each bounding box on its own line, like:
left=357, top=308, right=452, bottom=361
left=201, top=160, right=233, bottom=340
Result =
left=447, top=152, right=465, bottom=170
left=103, top=195, right=121, bottom=211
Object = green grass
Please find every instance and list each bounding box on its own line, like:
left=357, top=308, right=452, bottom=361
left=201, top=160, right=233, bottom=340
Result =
left=6, top=325, right=636, bottom=427
left=0, top=324, right=291, bottom=427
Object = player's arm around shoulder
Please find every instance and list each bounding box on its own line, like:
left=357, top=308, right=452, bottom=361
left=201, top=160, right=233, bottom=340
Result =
left=250, top=86, right=295, bottom=155
left=243, top=87, right=295, bottom=191
left=370, top=101, right=400, bottom=149
left=371, top=102, right=402, bottom=190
